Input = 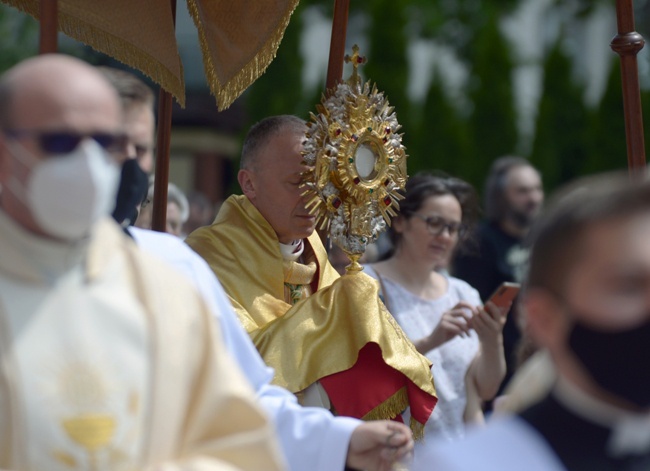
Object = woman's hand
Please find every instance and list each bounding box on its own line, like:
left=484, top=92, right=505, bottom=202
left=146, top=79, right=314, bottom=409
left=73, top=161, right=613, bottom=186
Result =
left=415, top=301, right=477, bottom=353
left=470, top=301, right=507, bottom=348
left=468, top=301, right=509, bottom=400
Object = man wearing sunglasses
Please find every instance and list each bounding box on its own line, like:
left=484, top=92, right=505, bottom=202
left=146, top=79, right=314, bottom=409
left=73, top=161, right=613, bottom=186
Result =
left=0, top=54, right=285, bottom=470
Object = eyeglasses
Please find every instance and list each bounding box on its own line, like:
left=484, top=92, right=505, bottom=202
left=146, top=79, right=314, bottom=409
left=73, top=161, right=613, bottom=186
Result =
left=411, top=214, right=466, bottom=237
left=3, top=129, right=126, bottom=155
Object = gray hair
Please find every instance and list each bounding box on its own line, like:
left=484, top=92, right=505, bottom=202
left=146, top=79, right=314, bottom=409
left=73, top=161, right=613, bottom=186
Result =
left=240, top=115, right=306, bottom=171
left=484, top=156, right=538, bottom=222
left=146, top=181, right=189, bottom=223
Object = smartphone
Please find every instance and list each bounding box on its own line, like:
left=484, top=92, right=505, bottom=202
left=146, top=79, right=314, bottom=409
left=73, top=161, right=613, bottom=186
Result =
left=486, top=282, right=520, bottom=310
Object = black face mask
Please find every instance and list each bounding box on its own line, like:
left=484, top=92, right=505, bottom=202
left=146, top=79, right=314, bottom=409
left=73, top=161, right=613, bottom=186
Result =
left=568, top=318, right=650, bottom=409
left=112, top=159, right=149, bottom=227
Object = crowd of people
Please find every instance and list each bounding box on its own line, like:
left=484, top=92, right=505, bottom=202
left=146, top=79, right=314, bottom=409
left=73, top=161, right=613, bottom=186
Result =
left=0, top=53, right=648, bottom=471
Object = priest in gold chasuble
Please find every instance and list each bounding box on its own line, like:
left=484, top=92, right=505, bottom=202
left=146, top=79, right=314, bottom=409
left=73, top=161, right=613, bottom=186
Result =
left=186, top=116, right=437, bottom=438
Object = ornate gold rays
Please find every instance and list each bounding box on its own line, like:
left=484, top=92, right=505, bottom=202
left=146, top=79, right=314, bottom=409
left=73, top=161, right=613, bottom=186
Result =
left=301, top=45, right=408, bottom=272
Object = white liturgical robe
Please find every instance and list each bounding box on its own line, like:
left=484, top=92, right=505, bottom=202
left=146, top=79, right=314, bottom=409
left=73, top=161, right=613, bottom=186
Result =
left=0, top=211, right=285, bottom=471
left=412, top=415, right=565, bottom=471
left=129, top=227, right=360, bottom=471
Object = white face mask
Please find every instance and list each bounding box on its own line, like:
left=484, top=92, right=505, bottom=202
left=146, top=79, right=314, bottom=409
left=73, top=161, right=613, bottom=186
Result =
left=6, top=138, right=120, bottom=241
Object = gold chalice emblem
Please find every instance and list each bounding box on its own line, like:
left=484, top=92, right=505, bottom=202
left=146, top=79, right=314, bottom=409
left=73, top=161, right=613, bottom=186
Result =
left=63, top=413, right=115, bottom=469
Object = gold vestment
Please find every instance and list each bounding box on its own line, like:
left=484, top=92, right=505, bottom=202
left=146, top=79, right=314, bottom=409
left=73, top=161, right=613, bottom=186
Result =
left=186, top=195, right=437, bottom=436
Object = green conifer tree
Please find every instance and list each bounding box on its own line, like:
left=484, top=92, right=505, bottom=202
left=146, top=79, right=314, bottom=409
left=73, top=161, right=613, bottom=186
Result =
left=529, top=40, right=589, bottom=190
left=411, top=71, right=472, bottom=178
left=465, top=11, right=517, bottom=188
left=583, top=60, right=629, bottom=175
left=363, top=0, right=415, bottom=169
left=244, top=4, right=305, bottom=126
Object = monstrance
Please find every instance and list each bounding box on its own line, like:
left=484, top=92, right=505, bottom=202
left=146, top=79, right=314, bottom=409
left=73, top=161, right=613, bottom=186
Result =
left=301, top=45, right=408, bottom=274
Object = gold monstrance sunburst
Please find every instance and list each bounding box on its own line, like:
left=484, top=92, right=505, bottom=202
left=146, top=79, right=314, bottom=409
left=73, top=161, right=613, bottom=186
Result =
left=302, top=45, right=408, bottom=273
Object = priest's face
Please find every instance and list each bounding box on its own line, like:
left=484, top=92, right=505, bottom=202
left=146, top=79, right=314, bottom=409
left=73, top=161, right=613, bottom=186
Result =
left=239, top=130, right=316, bottom=244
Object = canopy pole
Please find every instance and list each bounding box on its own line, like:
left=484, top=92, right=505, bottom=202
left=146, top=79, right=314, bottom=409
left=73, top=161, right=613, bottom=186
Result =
left=319, top=0, right=350, bottom=244
left=151, top=0, right=177, bottom=232
left=611, top=0, right=646, bottom=179
left=39, top=0, right=58, bottom=53
left=325, top=0, right=350, bottom=92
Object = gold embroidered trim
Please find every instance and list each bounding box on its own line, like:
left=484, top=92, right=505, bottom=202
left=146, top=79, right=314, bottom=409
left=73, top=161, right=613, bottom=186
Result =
left=186, top=0, right=300, bottom=110
left=409, top=415, right=426, bottom=441
left=8, top=0, right=186, bottom=107
left=361, top=386, right=408, bottom=422
left=360, top=386, right=426, bottom=440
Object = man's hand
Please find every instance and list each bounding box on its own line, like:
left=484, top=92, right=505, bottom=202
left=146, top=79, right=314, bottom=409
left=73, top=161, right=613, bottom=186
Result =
left=346, top=421, right=414, bottom=471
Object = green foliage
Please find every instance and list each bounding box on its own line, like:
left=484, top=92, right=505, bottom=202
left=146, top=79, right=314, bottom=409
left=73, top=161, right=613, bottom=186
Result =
left=549, top=0, right=611, bottom=17
left=405, top=0, right=518, bottom=57
left=0, top=5, right=39, bottom=73
left=529, top=41, right=590, bottom=190
left=0, top=4, right=116, bottom=74
left=465, top=11, right=517, bottom=188
left=643, top=90, right=650, bottom=167
left=363, top=0, right=414, bottom=168
left=364, top=0, right=409, bottom=108
left=244, top=6, right=304, bottom=126
left=410, top=71, right=472, bottom=178
left=240, top=0, right=643, bottom=194
left=583, top=61, right=629, bottom=175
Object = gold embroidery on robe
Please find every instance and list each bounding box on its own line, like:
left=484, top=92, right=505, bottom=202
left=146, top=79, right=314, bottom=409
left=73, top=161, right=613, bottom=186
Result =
left=186, top=195, right=436, bottom=397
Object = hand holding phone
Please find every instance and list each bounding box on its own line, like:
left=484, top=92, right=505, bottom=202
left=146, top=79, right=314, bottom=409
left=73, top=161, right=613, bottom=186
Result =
left=486, top=282, right=520, bottom=311
left=470, top=282, right=519, bottom=342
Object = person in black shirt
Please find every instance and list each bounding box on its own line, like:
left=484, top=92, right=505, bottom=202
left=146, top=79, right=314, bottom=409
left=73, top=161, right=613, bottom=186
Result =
left=453, top=156, right=543, bottom=392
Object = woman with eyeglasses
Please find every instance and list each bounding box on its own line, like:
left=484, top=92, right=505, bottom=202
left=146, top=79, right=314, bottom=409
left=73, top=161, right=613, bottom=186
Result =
left=364, top=173, right=507, bottom=442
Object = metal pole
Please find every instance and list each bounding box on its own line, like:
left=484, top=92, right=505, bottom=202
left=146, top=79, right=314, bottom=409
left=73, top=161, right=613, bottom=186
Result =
left=151, top=0, right=177, bottom=232
left=611, top=0, right=646, bottom=179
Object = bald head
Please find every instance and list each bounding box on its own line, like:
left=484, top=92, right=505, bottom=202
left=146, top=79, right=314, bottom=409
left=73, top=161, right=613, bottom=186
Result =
left=0, top=54, right=124, bottom=237
left=0, top=54, right=122, bottom=133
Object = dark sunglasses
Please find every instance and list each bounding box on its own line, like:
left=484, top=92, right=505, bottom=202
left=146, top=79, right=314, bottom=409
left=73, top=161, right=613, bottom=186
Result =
left=3, top=128, right=126, bottom=155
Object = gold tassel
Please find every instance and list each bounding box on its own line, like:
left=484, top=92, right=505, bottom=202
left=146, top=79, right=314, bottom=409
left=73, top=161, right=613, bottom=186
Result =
left=10, top=0, right=186, bottom=107
left=361, top=387, right=409, bottom=422
left=187, top=0, right=300, bottom=111
left=409, top=416, right=426, bottom=441
left=360, top=387, right=427, bottom=441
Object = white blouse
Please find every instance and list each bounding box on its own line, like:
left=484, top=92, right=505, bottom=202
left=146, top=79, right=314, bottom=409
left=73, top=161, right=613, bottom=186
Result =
left=365, top=265, right=481, bottom=442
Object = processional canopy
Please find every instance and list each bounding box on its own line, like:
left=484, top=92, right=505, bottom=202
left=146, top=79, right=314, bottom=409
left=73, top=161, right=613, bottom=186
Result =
left=302, top=45, right=408, bottom=273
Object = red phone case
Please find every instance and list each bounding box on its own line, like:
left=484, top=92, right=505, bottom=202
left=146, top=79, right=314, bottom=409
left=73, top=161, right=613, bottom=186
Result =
left=487, top=282, right=520, bottom=309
